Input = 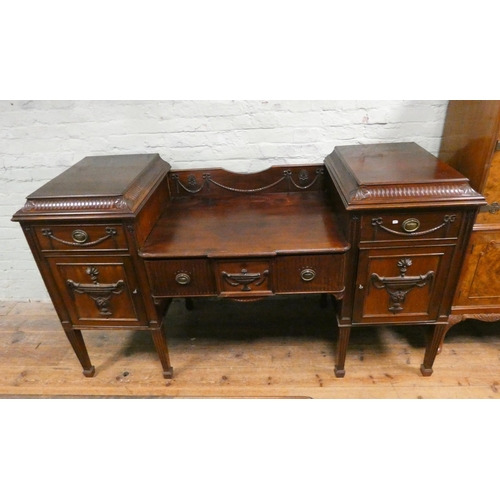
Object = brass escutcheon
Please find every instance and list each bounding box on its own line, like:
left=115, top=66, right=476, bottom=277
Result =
left=175, top=273, right=191, bottom=285
left=401, top=218, right=420, bottom=233
left=72, top=229, right=89, bottom=243
left=300, top=269, right=316, bottom=282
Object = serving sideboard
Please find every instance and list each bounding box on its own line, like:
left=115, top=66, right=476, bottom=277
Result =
left=12, top=143, right=485, bottom=379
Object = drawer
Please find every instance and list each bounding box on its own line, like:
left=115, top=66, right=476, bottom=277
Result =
left=215, top=259, right=273, bottom=298
left=35, top=224, right=128, bottom=252
left=144, top=259, right=217, bottom=297
left=47, top=256, right=147, bottom=326
left=275, top=254, right=345, bottom=294
left=360, top=210, right=463, bottom=243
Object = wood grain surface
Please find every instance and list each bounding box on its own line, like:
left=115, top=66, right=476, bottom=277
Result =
left=1, top=296, right=499, bottom=399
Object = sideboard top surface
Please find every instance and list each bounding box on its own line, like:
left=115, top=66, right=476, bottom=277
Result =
left=13, top=153, right=171, bottom=220
left=139, top=191, right=350, bottom=259
left=29, top=154, right=162, bottom=199
left=334, top=142, right=466, bottom=185
left=325, top=142, right=485, bottom=210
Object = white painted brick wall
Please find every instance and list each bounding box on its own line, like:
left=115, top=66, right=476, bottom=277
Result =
left=0, top=100, right=448, bottom=301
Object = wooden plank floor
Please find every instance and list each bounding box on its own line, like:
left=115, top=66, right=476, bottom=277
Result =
left=1, top=295, right=499, bottom=398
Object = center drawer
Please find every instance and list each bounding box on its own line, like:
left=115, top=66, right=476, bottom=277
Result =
left=215, top=259, right=273, bottom=298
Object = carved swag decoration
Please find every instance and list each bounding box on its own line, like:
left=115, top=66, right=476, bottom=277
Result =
left=371, top=258, right=434, bottom=313
left=172, top=168, right=324, bottom=195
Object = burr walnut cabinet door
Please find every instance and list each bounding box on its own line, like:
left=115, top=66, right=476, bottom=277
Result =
left=353, top=245, right=455, bottom=324
left=475, top=145, right=500, bottom=225
left=454, top=230, right=500, bottom=307
left=47, top=256, right=148, bottom=326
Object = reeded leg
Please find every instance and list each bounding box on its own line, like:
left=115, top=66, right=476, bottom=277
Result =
left=152, top=322, right=174, bottom=379
left=63, top=326, right=95, bottom=377
left=420, top=323, right=448, bottom=376
left=334, top=326, right=351, bottom=378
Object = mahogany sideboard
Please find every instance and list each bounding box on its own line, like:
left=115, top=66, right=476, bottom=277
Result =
left=12, top=143, right=485, bottom=379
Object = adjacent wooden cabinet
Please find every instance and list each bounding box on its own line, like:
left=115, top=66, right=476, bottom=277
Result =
left=438, top=101, right=500, bottom=333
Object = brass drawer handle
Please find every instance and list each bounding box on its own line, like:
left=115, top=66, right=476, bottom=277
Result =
left=401, top=218, right=420, bottom=233
left=371, top=259, right=434, bottom=313
left=479, top=202, right=500, bottom=214
left=175, top=273, right=191, bottom=285
left=72, top=229, right=89, bottom=243
left=66, top=267, right=125, bottom=316
left=300, top=269, right=316, bottom=282
left=221, top=269, right=269, bottom=291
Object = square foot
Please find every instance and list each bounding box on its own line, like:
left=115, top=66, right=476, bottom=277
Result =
left=420, top=364, right=433, bottom=377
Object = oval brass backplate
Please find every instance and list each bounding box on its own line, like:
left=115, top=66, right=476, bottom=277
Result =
left=300, top=269, right=316, bottom=282
left=175, top=273, right=191, bottom=285
left=72, top=229, right=89, bottom=244
left=401, top=218, right=420, bottom=233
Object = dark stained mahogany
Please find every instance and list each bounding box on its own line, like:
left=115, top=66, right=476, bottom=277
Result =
left=12, top=143, right=485, bottom=380
left=325, top=142, right=484, bottom=376
left=13, top=154, right=175, bottom=379
left=139, top=192, right=349, bottom=258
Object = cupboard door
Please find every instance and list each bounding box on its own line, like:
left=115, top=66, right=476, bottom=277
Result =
left=353, top=245, right=455, bottom=324
left=455, top=230, right=500, bottom=307
left=48, top=257, right=148, bottom=326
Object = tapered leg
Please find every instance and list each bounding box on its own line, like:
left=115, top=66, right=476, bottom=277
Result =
left=420, top=323, right=448, bottom=376
left=152, top=321, right=174, bottom=379
left=334, top=326, right=351, bottom=378
left=63, top=326, right=95, bottom=377
left=185, top=297, right=194, bottom=311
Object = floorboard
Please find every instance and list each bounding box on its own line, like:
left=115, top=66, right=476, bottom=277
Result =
left=1, top=295, right=499, bottom=399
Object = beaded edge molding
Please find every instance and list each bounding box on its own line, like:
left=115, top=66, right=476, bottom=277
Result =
left=348, top=183, right=480, bottom=204
left=19, top=160, right=167, bottom=214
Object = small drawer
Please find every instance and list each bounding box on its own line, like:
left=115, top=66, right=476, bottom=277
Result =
left=360, top=210, right=463, bottom=243
left=144, top=259, right=216, bottom=297
left=215, top=259, right=273, bottom=297
left=275, top=254, right=346, bottom=294
left=35, top=224, right=128, bottom=251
